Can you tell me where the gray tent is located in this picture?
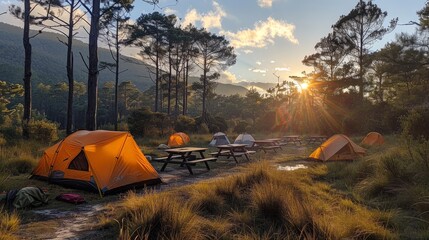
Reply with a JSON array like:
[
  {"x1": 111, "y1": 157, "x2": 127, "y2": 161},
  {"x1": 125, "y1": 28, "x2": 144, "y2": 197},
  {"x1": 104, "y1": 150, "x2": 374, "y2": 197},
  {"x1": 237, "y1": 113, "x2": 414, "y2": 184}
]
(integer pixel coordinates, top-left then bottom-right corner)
[
  {"x1": 209, "y1": 132, "x2": 230, "y2": 146},
  {"x1": 234, "y1": 133, "x2": 255, "y2": 147}
]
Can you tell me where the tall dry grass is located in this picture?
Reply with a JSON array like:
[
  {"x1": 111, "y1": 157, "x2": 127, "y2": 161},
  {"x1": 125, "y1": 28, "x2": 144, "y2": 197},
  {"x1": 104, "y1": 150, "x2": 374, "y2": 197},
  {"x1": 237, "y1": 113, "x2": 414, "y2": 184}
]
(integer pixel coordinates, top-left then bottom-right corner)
[
  {"x1": 109, "y1": 162, "x2": 395, "y2": 239},
  {"x1": 0, "y1": 208, "x2": 20, "y2": 240}
]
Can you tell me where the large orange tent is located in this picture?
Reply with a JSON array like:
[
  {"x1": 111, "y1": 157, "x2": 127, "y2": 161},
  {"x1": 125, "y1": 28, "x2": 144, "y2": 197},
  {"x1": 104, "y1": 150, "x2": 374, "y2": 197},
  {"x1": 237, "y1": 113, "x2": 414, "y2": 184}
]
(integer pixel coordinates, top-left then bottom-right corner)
[
  {"x1": 309, "y1": 134, "x2": 366, "y2": 161},
  {"x1": 361, "y1": 132, "x2": 384, "y2": 146},
  {"x1": 167, "y1": 132, "x2": 190, "y2": 147},
  {"x1": 32, "y1": 130, "x2": 161, "y2": 194}
]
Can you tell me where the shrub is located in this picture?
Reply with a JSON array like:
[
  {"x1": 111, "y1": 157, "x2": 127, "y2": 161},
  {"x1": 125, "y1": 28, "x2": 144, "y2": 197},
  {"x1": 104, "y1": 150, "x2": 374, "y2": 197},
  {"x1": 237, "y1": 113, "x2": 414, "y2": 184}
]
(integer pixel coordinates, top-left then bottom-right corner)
[
  {"x1": 1, "y1": 158, "x2": 35, "y2": 175},
  {"x1": 128, "y1": 108, "x2": 173, "y2": 137},
  {"x1": 174, "y1": 115, "x2": 196, "y2": 133},
  {"x1": 401, "y1": 108, "x2": 429, "y2": 141},
  {"x1": 26, "y1": 119, "x2": 58, "y2": 142},
  {"x1": 234, "y1": 120, "x2": 249, "y2": 133}
]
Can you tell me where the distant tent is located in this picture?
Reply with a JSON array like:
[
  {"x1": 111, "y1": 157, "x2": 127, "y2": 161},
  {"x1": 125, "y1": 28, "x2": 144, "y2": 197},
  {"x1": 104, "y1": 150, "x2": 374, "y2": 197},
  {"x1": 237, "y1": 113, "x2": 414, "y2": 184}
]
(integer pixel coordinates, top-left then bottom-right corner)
[
  {"x1": 361, "y1": 132, "x2": 384, "y2": 146},
  {"x1": 309, "y1": 134, "x2": 366, "y2": 161},
  {"x1": 234, "y1": 133, "x2": 255, "y2": 147},
  {"x1": 209, "y1": 132, "x2": 230, "y2": 146},
  {"x1": 167, "y1": 132, "x2": 190, "y2": 147},
  {"x1": 32, "y1": 130, "x2": 161, "y2": 194}
]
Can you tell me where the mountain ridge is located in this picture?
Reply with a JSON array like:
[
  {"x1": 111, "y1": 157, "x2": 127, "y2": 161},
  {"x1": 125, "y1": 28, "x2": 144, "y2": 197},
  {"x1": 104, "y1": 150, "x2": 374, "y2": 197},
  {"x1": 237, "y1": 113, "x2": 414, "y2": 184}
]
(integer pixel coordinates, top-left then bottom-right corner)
[{"x1": 0, "y1": 22, "x2": 269, "y2": 96}]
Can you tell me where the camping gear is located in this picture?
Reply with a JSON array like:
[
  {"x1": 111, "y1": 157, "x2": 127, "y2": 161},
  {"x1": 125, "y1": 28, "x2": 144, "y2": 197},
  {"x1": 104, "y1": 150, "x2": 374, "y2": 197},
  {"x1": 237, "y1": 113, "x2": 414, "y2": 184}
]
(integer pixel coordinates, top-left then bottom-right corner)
[
  {"x1": 361, "y1": 132, "x2": 384, "y2": 146},
  {"x1": 234, "y1": 133, "x2": 255, "y2": 147},
  {"x1": 309, "y1": 134, "x2": 366, "y2": 161},
  {"x1": 32, "y1": 130, "x2": 161, "y2": 194},
  {"x1": 2, "y1": 187, "x2": 49, "y2": 210},
  {"x1": 55, "y1": 193, "x2": 85, "y2": 204},
  {"x1": 167, "y1": 132, "x2": 190, "y2": 147},
  {"x1": 209, "y1": 132, "x2": 230, "y2": 146}
]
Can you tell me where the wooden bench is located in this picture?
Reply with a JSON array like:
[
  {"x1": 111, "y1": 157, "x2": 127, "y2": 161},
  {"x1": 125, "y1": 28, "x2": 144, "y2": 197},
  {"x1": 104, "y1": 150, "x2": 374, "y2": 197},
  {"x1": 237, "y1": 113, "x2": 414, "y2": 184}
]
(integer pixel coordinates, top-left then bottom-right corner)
[
  {"x1": 261, "y1": 145, "x2": 281, "y2": 153},
  {"x1": 159, "y1": 157, "x2": 217, "y2": 174},
  {"x1": 152, "y1": 155, "x2": 181, "y2": 162}
]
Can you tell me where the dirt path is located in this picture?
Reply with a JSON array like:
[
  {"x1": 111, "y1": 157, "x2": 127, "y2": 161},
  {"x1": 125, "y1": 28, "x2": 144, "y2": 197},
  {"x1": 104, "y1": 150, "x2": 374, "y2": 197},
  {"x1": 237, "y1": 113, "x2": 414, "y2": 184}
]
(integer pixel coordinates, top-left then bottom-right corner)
[
  {"x1": 17, "y1": 149, "x2": 309, "y2": 239},
  {"x1": 17, "y1": 162, "x2": 242, "y2": 240}
]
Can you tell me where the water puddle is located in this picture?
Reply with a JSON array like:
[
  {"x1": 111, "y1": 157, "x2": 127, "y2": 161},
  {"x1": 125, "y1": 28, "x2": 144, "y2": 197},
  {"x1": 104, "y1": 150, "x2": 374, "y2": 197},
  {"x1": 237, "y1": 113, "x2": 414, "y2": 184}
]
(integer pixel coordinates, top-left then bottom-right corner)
[{"x1": 277, "y1": 164, "x2": 308, "y2": 171}]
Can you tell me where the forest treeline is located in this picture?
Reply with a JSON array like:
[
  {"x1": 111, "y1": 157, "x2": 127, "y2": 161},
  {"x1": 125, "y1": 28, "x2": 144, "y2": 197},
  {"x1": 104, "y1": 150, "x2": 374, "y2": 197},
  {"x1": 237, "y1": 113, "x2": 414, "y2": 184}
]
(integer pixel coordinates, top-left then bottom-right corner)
[{"x1": 1, "y1": 1, "x2": 429, "y2": 142}]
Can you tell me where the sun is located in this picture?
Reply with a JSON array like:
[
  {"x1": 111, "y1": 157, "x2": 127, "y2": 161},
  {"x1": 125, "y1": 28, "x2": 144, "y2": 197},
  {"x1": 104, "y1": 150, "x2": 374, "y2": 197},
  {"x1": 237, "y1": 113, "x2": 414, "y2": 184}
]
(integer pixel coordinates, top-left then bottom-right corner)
[{"x1": 300, "y1": 82, "x2": 309, "y2": 90}]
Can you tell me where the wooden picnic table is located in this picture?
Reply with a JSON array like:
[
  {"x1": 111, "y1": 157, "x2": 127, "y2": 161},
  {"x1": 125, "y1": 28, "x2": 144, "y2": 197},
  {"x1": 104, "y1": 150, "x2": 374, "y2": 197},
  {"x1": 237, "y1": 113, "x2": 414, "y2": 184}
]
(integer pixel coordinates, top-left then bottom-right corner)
[
  {"x1": 251, "y1": 140, "x2": 281, "y2": 153},
  {"x1": 282, "y1": 135, "x2": 302, "y2": 145},
  {"x1": 306, "y1": 135, "x2": 328, "y2": 144},
  {"x1": 160, "y1": 147, "x2": 216, "y2": 175},
  {"x1": 212, "y1": 144, "x2": 255, "y2": 163}
]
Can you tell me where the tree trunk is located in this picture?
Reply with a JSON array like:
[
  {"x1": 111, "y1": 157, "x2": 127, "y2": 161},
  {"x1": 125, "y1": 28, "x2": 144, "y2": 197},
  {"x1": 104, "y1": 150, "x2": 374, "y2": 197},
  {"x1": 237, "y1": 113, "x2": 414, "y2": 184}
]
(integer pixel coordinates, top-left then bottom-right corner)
[
  {"x1": 202, "y1": 56, "x2": 207, "y2": 120},
  {"x1": 155, "y1": 47, "x2": 159, "y2": 112},
  {"x1": 167, "y1": 49, "x2": 172, "y2": 115},
  {"x1": 86, "y1": 0, "x2": 101, "y2": 130},
  {"x1": 174, "y1": 47, "x2": 179, "y2": 116},
  {"x1": 182, "y1": 59, "x2": 188, "y2": 115},
  {"x1": 66, "y1": 0, "x2": 75, "y2": 135},
  {"x1": 114, "y1": 18, "x2": 119, "y2": 131},
  {"x1": 358, "y1": 0, "x2": 364, "y2": 101},
  {"x1": 22, "y1": 0, "x2": 32, "y2": 138}
]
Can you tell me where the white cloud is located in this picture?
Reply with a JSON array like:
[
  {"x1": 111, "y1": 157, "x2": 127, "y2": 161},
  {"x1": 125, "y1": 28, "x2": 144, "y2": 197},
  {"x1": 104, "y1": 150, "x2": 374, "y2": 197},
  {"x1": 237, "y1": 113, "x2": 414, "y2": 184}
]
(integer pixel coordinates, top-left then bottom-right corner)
[
  {"x1": 256, "y1": 61, "x2": 262, "y2": 65},
  {"x1": 224, "y1": 17, "x2": 298, "y2": 49},
  {"x1": 275, "y1": 67, "x2": 290, "y2": 71},
  {"x1": 243, "y1": 49, "x2": 253, "y2": 54},
  {"x1": 182, "y1": 1, "x2": 226, "y2": 30},
  {"x1": 164, "y1": 7, "x2": 177, "y2": 15},
  {"x1": 251, "y1": 68, "x2": 267, "y2": 73},
  {"x1": 247, "y1": 85, "x2": 267, "y2": 95},
  {"x1": 220, "y1": 70, "x2": 239, "y2": 83},
  {"x1": 258, "y1": 0, "x2": 273, "y2": 8}
]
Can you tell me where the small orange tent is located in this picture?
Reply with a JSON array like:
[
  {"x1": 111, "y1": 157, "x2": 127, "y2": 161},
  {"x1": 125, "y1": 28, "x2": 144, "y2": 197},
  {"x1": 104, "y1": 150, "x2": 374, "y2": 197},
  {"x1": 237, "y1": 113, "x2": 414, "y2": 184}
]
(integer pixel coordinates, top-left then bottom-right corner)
[
  {"x1": 32, "y1": 130, "x2": 161, "y2": 194},
  {"x1": 309, "y1": 134, "x2": 366, "y2": 161},
  {"x1": 361, "y1": 132, "x2": 384, "y2": 146},
  {"x1": 167, "y1": 132, "x2": 190, "y2": 147}
]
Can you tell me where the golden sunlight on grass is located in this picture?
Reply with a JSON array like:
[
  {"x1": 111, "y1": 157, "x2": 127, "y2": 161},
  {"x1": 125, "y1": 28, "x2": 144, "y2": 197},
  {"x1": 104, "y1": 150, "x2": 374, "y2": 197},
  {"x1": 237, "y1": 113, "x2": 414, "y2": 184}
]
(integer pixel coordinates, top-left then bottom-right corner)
[
  {"x1": 106, "y1": 162, "x2": 395, "y2": 239},
  {"x1": 0, "y1": 208, "x2": 20, "y2": 240}
]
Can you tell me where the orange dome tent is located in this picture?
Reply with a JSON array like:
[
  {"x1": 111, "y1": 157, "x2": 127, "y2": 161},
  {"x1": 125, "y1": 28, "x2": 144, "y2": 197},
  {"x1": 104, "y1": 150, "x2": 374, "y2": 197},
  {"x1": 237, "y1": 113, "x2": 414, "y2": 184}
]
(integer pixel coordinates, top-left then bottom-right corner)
[
  {"x1": 167, "y1": 132, "x2": 190, "y2": 147},
  {"x1": 361, "y1": 132, "x2": 384, "y2": 146},
  {"x1": 32, "y1": 130, "x2": 161, "y2": 194},
  {"x1": 309, "y1": 134, "x2": 366, "y2": 161}
]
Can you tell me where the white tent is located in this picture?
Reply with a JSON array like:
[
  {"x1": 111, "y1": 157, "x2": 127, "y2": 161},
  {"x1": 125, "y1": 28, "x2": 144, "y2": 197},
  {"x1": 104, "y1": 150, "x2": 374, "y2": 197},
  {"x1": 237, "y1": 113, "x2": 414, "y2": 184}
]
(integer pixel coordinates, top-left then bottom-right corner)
[
  {"x1": 209, "y1": 132, "x2": 230, "y2": 146},
  {"x1": 234, "y1": 133, "x2": 255, "y2": 147}
]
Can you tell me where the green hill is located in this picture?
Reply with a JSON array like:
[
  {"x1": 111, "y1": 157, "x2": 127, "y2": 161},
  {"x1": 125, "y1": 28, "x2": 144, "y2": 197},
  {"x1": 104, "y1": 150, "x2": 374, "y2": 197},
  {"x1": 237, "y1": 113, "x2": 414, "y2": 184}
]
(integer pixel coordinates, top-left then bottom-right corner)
[
  {"x1": 0, "y1": 22, "x2": 154, "y2": 90},
  {"x1": 0, "y1": 22, "x2": 251, "y2": 95}
]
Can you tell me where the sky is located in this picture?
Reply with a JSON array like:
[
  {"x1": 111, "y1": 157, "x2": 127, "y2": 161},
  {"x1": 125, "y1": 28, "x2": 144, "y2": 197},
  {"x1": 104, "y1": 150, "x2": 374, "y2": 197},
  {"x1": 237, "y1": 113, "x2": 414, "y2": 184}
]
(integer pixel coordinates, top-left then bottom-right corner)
[{"x1": 0, "y1": 0, "x2": 426, "y2": 85}]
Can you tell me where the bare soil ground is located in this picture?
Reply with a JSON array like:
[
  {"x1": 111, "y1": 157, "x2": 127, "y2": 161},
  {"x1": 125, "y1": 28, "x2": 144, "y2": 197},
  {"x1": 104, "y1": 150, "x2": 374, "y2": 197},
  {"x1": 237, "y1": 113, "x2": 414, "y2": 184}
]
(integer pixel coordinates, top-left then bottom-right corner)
[{"x1": 16, "y1": 146, "x2": 311, "y2": 239}]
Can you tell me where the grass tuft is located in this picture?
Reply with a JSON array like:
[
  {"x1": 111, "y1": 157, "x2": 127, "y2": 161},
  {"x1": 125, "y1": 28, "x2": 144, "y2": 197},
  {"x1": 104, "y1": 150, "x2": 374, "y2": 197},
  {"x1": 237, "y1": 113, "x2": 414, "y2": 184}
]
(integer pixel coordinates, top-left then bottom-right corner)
[{"x1": 0, "y1": 208, "x2": 20, "y2": 240}]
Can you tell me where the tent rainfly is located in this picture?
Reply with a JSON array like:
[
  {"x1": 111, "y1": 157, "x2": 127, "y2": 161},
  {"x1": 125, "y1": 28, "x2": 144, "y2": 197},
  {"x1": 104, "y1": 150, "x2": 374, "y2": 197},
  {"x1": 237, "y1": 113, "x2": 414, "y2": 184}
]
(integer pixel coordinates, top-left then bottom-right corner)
[
  {"x1": 234, "y1": 133, "x2": 255, "y2": 147},
  {"x1": 209, "y1": 132, "x2": 230, "y2": 146},
  {"x1": 309, "y1": 134, "x2": 366, "y2": 161},
  {"x1": 167, "y1": 132, "x2": 190, "y2": 147},
  {"x1": 32, "y1": 130, "x2": 161, "y2": 194},
  {"x1": 361, "y1": 132, "x2": 384, "y2": 146}
]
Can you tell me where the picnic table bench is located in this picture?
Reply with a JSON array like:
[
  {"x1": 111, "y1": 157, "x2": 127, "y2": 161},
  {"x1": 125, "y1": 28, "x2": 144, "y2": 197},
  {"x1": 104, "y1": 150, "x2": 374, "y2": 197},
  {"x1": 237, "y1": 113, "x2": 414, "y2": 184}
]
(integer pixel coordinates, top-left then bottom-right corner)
[
  {"x1": 281, "y1": 135, "x2": 302, "y2": 145},
  {"x1": 211, "y1": 144, "x2": 255, "y2": 163},
  {"x1": 251, "y1": 140, "x2": 281, "y2": 153},
  {"x1": 159, "y1": 147, "x2": 217, "y2": 175},
  {"x1": 306, "y1": 136, "x2": 328, "y2": 144}
]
